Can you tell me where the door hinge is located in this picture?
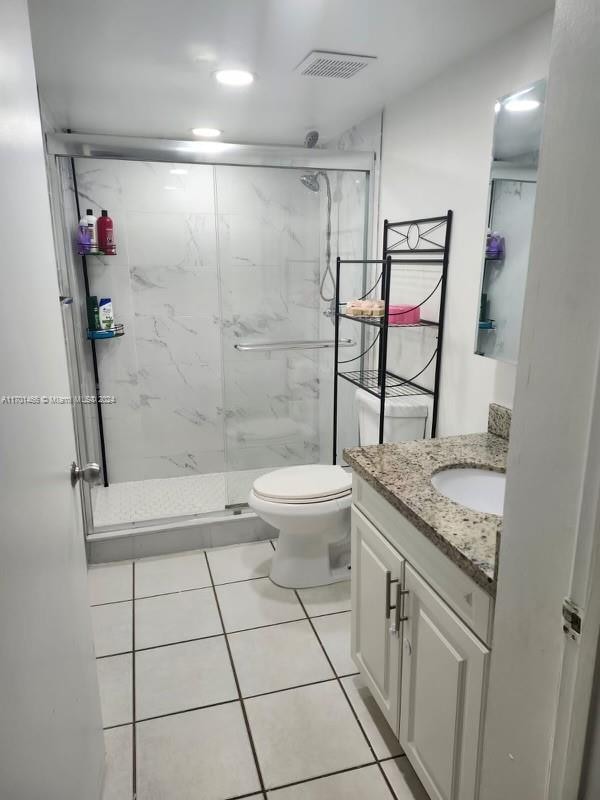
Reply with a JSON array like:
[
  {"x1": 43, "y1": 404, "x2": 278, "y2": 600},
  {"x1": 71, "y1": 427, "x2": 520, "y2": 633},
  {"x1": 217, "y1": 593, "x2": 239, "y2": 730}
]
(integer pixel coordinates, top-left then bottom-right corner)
[{"x1": 562, "y1": 599, "x2": 582, "y2": 642}]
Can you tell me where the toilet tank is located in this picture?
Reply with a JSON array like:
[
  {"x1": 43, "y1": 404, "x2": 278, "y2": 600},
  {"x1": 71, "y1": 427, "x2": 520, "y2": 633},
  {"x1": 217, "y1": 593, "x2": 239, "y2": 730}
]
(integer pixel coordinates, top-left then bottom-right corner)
[{"x1": 355, "y1": 388, "x2": 433, "y2": 446}]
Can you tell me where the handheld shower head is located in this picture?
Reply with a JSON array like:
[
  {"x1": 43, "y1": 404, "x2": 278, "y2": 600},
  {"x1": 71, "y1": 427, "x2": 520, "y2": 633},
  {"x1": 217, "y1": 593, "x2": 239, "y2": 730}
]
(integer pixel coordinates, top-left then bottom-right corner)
[
  {"x1": 300, "y1": 172, "x2": 320, "y2": 192},
  {"x1": 304, "y1": 130, "x2": 319, "y2": 148}
]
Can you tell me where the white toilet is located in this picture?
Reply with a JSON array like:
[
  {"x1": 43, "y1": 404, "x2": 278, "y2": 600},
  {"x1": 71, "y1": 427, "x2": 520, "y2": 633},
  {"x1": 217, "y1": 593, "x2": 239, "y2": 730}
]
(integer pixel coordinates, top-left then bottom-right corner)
[{"x1": 248, "y1": 391, "x2": 433, "y2": 589}]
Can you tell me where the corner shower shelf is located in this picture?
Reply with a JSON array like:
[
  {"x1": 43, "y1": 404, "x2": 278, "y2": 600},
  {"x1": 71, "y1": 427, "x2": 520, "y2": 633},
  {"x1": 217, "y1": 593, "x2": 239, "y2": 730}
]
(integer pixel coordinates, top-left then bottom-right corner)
[
  {"x1": 78, "y1": 250, "x2": 118, "y2": 257},
  {"x1": 339, "y1": 369, "x2": 434, "y2": 399},
  {"x1": 87, "y1": 324, "x2": 125, "y2": 340},
  {"x1": 337, "y1": 312, "x2": 439, "y2": 329}
]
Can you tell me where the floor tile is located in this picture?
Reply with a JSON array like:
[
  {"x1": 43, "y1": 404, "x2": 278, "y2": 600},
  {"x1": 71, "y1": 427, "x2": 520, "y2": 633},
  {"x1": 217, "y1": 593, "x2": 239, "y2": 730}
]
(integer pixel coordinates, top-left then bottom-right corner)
[
  {"x1": 102, "y1": 725, "x2": 133, "y2": 800},
  {"x1": 341, "y1": 675, "x2": 403, "y2": 759},
  {"x1": 207, "y1": 541, "x2": 273, "y2": 585},
  {"x1": 135, "y1": 587, "x2": 221, "y2": 650},
  {"x1": 136, "y1": 637, "x2": 237, "y2": 720},
  {"x1": 216, "y1": 577, "x2": 305, "y2": 633},
  {"x1": 97, "y1": 654, "x2": 132, "y2": 728},
  {"x1": 312, "y1": 611, "x2": 356, "y2": 676},
  {"x1": 229, "y1": 620, "x2": 334, "y2": 697},
  {"x1": 135, "y1": 550, "x2": 211, "y2": 598},
  {"x1": 88, "y1": 562, "x2": 133, "y2": 606},
  {"x1": 136, "y1": 703, "x2": 261, "y2": 800},
  {"x1": 91, "y1": 601, "x2": 132, "y2": 657},
  {"x1": 245, "y1": 681, "x2": 372, "y2": 788},
  {"x1": 381, "y1": 757, "x2": 430, "y2": 799},
  {"x1": 297, "y1": 581, "x2": 351, "y2": 617},
  {"x1": 267, "y1": 764, "x2": 393, "y2": 799}
]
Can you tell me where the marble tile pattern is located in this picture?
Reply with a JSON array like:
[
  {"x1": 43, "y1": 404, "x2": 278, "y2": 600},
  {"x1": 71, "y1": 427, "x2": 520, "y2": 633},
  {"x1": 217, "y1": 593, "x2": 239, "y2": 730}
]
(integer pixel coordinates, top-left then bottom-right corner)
[
  {"x1": 488, "y1": 402, "x2": 512, "y2": 440},
  {"x1": 70, "y1": 159, "x2": 368, "y2": 490},
  {"x1": 344, "y1": 433, "x2": 508, "y2": 595}
]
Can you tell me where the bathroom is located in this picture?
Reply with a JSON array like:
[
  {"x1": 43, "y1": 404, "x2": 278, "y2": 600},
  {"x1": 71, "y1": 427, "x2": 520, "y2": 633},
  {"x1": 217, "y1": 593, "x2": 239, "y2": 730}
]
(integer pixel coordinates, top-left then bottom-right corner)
[{"x1": 3, "y1": 1, "x2": 600, "y2": 798}]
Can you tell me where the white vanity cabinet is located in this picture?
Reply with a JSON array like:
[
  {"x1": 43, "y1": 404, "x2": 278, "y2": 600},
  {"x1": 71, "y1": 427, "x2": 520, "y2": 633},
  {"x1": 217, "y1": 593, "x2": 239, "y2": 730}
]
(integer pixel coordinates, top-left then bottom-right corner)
[{"x1": 350, "y1": 477, "x2": 493, "y2": 800}]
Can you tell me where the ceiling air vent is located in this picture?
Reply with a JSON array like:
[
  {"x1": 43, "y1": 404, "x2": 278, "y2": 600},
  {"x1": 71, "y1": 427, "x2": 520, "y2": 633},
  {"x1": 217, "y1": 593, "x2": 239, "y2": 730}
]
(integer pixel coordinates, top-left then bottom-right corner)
[{"x1": 295, "y1": 50, "x2": 376, "y2": 80}]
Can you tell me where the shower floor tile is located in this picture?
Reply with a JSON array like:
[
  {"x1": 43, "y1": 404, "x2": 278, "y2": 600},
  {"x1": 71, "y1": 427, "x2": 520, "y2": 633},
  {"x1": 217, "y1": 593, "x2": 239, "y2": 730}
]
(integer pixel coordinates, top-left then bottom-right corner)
[
  {"x1": 90, "y1": 542, "x2": 427, "y2": 800},
  {"x1": 91, "y1": 468, "x2": 270, "y2": 528}
]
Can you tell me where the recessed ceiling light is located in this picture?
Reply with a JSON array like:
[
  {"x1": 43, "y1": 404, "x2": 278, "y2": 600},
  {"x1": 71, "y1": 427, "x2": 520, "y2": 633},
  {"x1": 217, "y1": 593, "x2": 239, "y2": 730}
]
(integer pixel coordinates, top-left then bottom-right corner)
[
  {"x1": 170, "y1": 168, "x2": 188, "y2": 175},
  {"x1": 191, "y1": 127, "x2": 222, "y2": 138},
  {"x1": 214, "y1": 69, "x2": 254, "y2": 87},
  {"x1": 494, "y1": 101, "x2": 501, "y2": 114},
  {"x1": 505, "y1": 99, "x2": 541, "y2": 112}
]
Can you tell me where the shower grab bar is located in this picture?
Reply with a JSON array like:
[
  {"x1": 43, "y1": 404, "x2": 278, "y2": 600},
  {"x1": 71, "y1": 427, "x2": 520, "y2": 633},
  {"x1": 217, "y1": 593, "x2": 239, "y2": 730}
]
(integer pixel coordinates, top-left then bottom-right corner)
[{"x1": 234, "y1": 338, "x2": 355, "y2": 352}]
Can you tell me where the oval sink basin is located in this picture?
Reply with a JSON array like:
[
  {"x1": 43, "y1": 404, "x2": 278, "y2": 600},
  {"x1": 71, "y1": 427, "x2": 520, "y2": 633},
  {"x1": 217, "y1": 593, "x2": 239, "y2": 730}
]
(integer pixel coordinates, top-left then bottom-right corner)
[{"x1": 431, "y1": 467, "x2": 505, "y2": 516}]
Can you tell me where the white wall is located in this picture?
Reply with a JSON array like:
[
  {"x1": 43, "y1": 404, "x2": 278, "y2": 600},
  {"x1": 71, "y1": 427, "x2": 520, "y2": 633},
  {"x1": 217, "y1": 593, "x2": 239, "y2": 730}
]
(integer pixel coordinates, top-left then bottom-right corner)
[{"x1": 379, "y1": 11, "x2": 554, "y2": 435}]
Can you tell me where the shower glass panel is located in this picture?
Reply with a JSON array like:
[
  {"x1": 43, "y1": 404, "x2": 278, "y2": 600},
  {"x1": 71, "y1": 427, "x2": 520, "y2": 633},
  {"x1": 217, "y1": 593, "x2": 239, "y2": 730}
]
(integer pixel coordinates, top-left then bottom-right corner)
[
  {"x1": 65, "y1": 156, "x2": 368, "y2": 530},
  {"x1": 217, "y1": 165, "x2": 369, "y2": 507}
]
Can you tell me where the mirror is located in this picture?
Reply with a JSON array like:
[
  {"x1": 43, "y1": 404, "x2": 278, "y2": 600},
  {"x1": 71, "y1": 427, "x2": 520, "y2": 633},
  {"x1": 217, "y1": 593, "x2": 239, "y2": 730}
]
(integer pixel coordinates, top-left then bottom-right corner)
[{"x1": 475, "y1": 78, "x2": 546, "y2": 363}]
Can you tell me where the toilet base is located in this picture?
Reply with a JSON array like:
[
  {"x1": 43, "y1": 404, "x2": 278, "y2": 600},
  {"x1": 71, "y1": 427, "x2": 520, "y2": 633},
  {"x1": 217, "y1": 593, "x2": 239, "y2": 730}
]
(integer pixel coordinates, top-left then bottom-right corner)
[{"x1": 269, "y1": 525, "x2": 350, "y2": 589}]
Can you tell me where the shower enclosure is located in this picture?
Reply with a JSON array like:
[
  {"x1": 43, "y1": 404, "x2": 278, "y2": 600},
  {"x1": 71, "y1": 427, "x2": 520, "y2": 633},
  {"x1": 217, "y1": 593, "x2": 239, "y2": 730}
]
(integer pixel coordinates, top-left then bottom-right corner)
[{"x1": 48, "y1": 134, "x2": 373, "y2": 543}]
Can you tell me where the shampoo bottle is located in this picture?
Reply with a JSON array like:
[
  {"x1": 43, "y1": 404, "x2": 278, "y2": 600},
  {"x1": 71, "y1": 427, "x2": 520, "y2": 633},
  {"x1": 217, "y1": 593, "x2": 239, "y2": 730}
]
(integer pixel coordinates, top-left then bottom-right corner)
[{"x1": 97, "y1": 210, "x2": 116, "y2": 255}]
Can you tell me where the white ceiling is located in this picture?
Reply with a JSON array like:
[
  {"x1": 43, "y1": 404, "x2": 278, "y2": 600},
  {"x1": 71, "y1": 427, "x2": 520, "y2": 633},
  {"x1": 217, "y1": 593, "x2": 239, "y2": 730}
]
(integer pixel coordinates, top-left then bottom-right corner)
[{"x1": 28, "y1": 0, "x2": 554, "y2": 146}]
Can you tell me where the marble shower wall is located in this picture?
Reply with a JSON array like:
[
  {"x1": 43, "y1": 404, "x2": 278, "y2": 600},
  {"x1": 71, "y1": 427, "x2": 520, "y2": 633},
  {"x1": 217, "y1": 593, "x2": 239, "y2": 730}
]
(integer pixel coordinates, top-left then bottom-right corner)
[{"x1": 69, "y1": 158, "x2": 361, "y2": 483}]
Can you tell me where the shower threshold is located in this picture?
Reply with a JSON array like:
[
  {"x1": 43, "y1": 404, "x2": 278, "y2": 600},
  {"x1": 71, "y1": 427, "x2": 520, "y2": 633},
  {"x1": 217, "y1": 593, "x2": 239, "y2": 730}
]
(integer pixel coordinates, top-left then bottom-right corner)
[{"x1": 90, "y1": 468, "x2": 269, "y2": 530}]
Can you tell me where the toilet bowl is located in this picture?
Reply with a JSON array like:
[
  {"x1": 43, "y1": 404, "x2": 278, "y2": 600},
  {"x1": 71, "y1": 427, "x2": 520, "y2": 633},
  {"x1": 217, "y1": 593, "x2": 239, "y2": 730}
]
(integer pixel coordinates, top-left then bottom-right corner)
[{"x1": 248, "y1": 464, "x2": 352, "y2": 589}]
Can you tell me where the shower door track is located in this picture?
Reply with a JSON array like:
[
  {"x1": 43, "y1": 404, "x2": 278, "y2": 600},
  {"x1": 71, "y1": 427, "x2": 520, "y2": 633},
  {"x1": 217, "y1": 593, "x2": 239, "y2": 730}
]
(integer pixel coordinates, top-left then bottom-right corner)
[{"x1": 46, "y1": 132, "x2": 375, "y2": 173}]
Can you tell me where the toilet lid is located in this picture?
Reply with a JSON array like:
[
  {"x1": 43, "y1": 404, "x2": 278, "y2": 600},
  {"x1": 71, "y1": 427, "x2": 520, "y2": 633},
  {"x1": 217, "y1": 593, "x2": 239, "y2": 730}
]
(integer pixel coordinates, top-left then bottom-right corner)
[{"x1": 253, "y1": 465, "x2": 352, "y2": 503}]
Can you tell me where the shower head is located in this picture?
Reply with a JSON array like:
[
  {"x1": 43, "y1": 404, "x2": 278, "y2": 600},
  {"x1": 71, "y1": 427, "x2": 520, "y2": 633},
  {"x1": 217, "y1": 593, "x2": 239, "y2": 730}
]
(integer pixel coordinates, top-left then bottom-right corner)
[
  {"x1": 300, "y1": 172, "x2": 320, "y2": 192},
  {"x1": 304, "y1": 130, "x2": 319, "y2": 148}
]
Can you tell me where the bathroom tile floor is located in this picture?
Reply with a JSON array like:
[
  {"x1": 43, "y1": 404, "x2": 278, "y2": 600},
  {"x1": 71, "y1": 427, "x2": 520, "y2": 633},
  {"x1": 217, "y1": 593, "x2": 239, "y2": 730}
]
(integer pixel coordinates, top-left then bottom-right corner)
[{"x1": 88, "y1": 541, "x2": 429, "y2": 800}]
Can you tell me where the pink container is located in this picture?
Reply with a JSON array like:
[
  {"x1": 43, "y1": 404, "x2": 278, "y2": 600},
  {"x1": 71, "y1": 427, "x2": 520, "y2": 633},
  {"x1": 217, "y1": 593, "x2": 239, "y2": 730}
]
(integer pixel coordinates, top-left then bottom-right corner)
[{"x1": 388, "y1": 304, "x2": 421, "y2": 325}]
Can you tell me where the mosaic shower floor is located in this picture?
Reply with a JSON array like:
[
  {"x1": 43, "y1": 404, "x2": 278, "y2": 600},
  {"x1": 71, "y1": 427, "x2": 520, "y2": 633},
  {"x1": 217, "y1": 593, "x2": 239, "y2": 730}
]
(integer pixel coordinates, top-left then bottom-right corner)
[{"x1": 91, "y1": 468, "x2": 270, "y2": 529}]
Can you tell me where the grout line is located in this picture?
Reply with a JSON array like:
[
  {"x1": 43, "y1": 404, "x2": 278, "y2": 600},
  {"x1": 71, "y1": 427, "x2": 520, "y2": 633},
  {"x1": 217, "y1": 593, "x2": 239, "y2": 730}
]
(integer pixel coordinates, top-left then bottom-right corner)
[
  {"x1": 204, "y1": 552, "x2": 268, "y2": 800},
  {"x1": 263, "y1": 759, "x2": 378, "y2": 794},
  {"x1": 136, "y1": 697, "x2": 239, "y2": 725},
  {"x1": 293, "y1": 589, "x2": 400, "y2": 800},
  {"x1": 132, "y1": 562, "x2": 137, "y2": 800}
]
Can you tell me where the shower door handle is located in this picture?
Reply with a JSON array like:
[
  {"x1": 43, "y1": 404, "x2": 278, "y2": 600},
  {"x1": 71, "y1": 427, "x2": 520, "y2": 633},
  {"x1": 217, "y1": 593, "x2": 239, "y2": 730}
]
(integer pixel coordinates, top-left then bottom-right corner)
[{"x1": 71, "y1": 461, "x2": 101, "y2": 487}]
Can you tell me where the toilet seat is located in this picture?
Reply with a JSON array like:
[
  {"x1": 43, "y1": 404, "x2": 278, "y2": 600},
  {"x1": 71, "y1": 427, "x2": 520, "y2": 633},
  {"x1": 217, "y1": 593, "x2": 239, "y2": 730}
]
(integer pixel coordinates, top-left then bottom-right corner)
[{"x1": 253, "y1": 465, "x2": 352, "y2": 505}]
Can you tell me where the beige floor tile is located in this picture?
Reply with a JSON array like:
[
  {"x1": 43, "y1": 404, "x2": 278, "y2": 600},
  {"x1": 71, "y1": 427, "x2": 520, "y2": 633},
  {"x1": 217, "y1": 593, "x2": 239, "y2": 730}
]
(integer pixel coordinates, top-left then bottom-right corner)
[
  {"x1": 91, "y1": 601, "x2": 132, "y2": 657},
  {"x1": 136, "y1": 638, "x2": 237, "y2": 720},
  {"x1": 297, "y1": 581, "x2": 351, "y2": 617},
  {"x1": 207, "y1": 541, "x2": 273, "y2": 584},
  {"x1": 245, "y1": 681, "x2": 372, "y2": 788},
  {"x1": 216, "y1": 577, "x2": 304, "y2": 633},
  {"x1": 312, "y1": 611, "x2": 356, "y2": 676},
  {"x1": 341, "y1": 674, "x2": 403, "y2": 758},
  {"x1": 88, "y1": 562, "x2": 133, "y2": 606},
  {"x1": 229, "y1": 620, "x2": 333, "y2": 696},
  {"x1": 135, "y1": 550, "x2": 211, "y2": 598},
  {"x1": 97, "y1": 654, "x2": 132, "y2": 728},
  {"x1": 135, "y1": 587, "x2": 221, "y2": 649},
  {"x1": 136, "y1": 704, "x2": 261, "y2": 800},
  {"x1": 267, "y1": 764, "x2": 393, "y2": 799},
  {"x1": 102, "y1": 725, "x2": 133, "y2": 800}
]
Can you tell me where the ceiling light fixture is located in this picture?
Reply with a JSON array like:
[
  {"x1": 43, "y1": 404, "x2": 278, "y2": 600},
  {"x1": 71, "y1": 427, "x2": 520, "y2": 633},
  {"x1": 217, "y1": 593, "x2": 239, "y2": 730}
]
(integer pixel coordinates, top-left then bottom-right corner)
[
  {"x1": 505, "y1": 98, "x2": 541, "y2": 112},
  {"x1": 494, "y1": 101, "x2": 501, "y2": 114},
  {"x1": 191, "y1": 127, "x2": 222, "y2": 138},
  {"x1": 214, "y1": 69, "x2": 254, "y2": 87}
]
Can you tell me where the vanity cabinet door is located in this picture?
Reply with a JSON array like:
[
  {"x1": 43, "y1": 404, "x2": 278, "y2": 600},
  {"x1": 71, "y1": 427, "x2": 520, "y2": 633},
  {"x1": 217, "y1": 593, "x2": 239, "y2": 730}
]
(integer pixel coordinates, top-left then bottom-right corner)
[
  {"x1": 351, "y1": 507, "x2": 404, "y2": 731},
  {"x1": 400, "y1": 564, "x2": 489, "y2": 800}
]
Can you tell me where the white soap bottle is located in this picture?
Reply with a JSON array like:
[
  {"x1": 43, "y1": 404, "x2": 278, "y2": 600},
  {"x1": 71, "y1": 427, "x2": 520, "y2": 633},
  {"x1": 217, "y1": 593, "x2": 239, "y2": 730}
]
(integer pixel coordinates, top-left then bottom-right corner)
[{"x1": 84, "y1": 208, "x2": 98, "y2": 253}]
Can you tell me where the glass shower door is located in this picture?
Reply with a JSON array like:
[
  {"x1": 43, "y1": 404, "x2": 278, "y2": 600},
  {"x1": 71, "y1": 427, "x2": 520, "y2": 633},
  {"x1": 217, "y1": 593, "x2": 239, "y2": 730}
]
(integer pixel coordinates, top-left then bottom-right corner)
[{"x1": 217, "y1": 165, "x2": 369, "y2": 506}]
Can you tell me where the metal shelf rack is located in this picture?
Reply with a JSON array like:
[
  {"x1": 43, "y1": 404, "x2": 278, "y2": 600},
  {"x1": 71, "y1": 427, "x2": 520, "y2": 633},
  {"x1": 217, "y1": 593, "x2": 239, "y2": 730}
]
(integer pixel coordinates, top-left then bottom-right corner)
[{"x1": 332, "y1": 211, "x2": 452, "y2": 463}]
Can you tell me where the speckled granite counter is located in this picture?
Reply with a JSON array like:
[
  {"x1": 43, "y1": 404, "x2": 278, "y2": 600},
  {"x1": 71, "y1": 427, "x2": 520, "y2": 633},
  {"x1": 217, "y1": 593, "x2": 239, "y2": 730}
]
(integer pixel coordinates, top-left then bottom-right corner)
[{"x1": 344, "y1": 432, "x2": 508, "y2": 596}]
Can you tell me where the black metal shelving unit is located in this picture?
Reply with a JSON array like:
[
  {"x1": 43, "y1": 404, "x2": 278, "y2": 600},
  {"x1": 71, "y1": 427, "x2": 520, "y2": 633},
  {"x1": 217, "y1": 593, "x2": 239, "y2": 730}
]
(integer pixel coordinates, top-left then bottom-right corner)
[{"x1": 332, "y1": 211, "x2": 453, "y2": 463}]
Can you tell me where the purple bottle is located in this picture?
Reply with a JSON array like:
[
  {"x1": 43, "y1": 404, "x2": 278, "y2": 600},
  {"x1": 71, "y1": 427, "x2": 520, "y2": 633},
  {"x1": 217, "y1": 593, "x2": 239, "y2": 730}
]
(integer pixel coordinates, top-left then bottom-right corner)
[
  {"x1": 77, "y1": 222, "x2": 91, "y2": 255},
  {"x1": 486, "y1": 231, "x2": 505, "y2": 260}
]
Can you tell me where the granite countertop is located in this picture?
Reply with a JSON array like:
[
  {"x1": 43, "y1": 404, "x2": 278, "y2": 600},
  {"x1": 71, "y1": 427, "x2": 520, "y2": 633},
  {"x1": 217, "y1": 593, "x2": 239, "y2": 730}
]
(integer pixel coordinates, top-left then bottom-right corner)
[{"x1": 344, "y1": 432, "x2": 508, "y2": 596}]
